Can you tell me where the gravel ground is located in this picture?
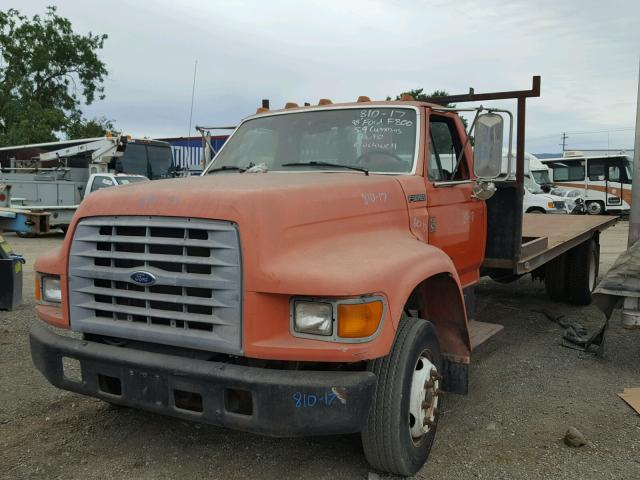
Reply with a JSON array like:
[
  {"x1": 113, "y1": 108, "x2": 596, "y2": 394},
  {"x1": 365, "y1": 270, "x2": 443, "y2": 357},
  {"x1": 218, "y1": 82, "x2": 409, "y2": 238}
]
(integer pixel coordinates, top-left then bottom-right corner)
[{"x1": 1, "y1": 222, "x2": 639, "y2": 479}]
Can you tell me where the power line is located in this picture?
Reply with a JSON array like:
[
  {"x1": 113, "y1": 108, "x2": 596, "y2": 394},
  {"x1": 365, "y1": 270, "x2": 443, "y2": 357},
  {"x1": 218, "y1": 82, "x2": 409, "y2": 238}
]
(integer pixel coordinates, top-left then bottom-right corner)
[
  {"x1": 566, "y1": 127, "x2": 634, "y2": 135},
  {"x1": 528, "y1": 127, "x2": 635, "y2": 142}
]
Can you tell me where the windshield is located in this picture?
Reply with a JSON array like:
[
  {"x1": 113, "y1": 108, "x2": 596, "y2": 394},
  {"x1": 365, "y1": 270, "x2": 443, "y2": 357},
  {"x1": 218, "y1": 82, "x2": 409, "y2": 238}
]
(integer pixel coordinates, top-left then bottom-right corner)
[
  {"x1": 115, "y1": 176, "x2": 148, "y2": 185},
  {"x1": 524, "y1": 175, "x2": 544, "y2": 194},
  {"x1": 148, "y1": 144, "x2": 175, "y2": 179},
  {"x1": 116, "y1": 143, "x2": 175, "y2": 180},
  {"x1": 207, "y1": 107, "x2": 418, "y2": 174},
  {"x1": 531, "y1": 169, "x2": 551, "y2": 185},
  {"x1": 119, "y1": 144, "x2": 147, "y2": 177}
]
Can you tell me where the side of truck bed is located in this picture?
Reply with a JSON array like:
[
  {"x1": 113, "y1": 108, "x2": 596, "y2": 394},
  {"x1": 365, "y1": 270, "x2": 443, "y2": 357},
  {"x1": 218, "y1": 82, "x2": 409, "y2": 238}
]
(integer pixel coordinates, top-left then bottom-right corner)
[
  {"x1": 483, "y1": 214, "x2": 617, "y2": 274},
  {"x1": 519, "y1": 214, "x2": 616, "y2": 274}
]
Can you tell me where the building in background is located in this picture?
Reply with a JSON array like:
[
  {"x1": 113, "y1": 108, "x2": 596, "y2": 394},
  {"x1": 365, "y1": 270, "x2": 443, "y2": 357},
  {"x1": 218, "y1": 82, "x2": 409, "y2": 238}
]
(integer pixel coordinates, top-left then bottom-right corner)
[{"x1": 156, "y1": 135, "x2": 229, "y2": 173}]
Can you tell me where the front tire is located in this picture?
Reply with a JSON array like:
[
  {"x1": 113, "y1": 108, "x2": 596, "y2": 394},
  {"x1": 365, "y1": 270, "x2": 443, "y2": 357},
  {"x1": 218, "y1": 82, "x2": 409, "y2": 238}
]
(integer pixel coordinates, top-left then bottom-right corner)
[
  {"x1": 361, "y1": 316, "x2": 442, "y2": 476},
  {"x1": 586, "y1": 201, "x2": 604, "y2": 215},
  {"x1": 526, "y1": 207, "x2": 546, "y2": 214}
]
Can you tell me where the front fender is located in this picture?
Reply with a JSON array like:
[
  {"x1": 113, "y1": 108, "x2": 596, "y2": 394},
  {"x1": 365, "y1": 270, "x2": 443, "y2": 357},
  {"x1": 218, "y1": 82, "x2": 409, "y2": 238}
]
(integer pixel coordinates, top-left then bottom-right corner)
[
  {"x1": 254, "y1": 228, "x2": 462, "y2": 331},
  {"x1": 34, "y1": 245, "x2": 69, "y2": 329}
]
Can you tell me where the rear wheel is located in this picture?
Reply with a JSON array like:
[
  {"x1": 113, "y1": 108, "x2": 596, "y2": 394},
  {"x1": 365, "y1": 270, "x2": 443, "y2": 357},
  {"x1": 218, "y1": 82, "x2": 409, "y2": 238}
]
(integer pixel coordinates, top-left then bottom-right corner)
[
  {"x1": 544, "y1": 254, "x2": 567, "y2": 301},
  {"x1": 361, "y1": 316, "x2": 442, "y2": 476},
  {"x1": 566, "y1": 239, "x2": 599, "y2": 305},
  {"x1": 586, "y1": 201, "x2": 604, "y2": 215}
]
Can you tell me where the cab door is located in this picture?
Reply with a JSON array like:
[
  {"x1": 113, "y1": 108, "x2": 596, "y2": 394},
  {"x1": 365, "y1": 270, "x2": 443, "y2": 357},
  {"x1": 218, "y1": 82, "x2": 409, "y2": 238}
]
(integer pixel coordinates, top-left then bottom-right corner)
[{"x1": 425, "y1": 112, "x2": 486, "y2": 287}]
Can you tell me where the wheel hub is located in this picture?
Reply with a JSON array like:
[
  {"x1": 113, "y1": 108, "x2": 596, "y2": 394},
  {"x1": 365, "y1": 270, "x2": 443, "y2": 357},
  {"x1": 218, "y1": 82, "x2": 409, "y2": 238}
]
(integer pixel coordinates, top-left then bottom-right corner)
[{"x1": 409, "y1": 353, "x2": 440, "y2": 440}]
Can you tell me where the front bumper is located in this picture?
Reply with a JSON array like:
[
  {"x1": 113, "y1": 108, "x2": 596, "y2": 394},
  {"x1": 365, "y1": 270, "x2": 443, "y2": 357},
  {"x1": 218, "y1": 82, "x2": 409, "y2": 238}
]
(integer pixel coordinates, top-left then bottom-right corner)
[{"x1": 30, "y1": 323, "x2": 376, "y2": 437}]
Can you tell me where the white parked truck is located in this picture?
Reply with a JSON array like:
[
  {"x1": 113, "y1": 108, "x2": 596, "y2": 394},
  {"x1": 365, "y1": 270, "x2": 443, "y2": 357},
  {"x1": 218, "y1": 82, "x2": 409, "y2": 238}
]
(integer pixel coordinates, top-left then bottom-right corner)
[{"x1": 0, "y1": 136, "x2": 173, "y2": 232}]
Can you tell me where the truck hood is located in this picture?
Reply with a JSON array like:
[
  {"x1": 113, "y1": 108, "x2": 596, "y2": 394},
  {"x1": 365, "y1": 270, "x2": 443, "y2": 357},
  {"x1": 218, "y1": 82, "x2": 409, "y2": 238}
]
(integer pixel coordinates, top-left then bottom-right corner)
[
  {"x1": 528, "y1": 191, "x2": 562, "y2": 202},
  {"x1": 73, "y1": 172, "x2": 411, "y2": 292}
]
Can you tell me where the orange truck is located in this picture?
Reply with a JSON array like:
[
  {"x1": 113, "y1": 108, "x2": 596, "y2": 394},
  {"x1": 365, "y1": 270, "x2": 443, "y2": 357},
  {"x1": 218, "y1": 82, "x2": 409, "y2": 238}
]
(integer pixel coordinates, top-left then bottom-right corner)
[{"x1": 29, "y1": 77, "x2": 616, "y2": 476}]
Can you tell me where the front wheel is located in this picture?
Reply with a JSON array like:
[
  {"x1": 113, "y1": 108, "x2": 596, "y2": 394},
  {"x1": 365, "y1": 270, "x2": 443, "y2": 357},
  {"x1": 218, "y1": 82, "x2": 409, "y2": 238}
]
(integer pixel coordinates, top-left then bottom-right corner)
[
  {"x1": 586, "y1": 201, "x2": 604, "y2": 215},
  {"x1": 361, "y1": 316, "x2": 442, "y2": 476},
  {"x1": 526, "y1": 208, "x2": 546, "y2": 214}
]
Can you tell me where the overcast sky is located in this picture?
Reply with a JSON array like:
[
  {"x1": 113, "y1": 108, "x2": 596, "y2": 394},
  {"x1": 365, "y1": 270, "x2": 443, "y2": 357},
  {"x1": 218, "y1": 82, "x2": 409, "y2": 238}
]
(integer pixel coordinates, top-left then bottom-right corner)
[{"x1": 17, "y1": 0, "x2": 640, "y2": 153}]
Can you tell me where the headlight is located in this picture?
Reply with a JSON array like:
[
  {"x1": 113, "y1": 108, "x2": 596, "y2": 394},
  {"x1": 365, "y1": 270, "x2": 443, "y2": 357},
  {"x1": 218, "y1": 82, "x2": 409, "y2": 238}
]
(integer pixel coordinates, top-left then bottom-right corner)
[
  {"x1": 293, "y1": 301, "x2": 333, "y2": 336},
  {"x1": 39, "y1": 275, "x2": 62, "y2": 303},
  {"x1": 291, "y1": 297, "x2": 385, "y2": 340}
]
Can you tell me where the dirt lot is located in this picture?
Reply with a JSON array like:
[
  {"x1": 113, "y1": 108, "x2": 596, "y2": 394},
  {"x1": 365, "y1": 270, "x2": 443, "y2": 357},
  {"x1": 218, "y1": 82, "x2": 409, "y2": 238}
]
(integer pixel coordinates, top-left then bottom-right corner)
[{"x1": 1, "y1": 222, "x2": 639, "y2": 479}]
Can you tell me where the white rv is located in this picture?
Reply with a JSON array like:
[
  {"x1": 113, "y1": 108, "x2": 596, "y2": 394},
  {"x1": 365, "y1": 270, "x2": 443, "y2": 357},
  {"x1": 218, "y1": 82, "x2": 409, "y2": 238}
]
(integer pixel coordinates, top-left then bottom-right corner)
[{"x1": 541, "y1": 151, "x2": 632, "y2": 215}]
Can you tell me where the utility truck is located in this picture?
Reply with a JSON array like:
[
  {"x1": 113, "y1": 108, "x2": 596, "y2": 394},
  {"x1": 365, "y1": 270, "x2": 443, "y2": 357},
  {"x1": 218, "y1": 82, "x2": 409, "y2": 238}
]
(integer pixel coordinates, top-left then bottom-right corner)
[
  {"x1": 29, "y1": 77, "x2": 616, "y2": 476},
  {"x1": 0, "y1": 136, "x2": 173, "y2": 232}
]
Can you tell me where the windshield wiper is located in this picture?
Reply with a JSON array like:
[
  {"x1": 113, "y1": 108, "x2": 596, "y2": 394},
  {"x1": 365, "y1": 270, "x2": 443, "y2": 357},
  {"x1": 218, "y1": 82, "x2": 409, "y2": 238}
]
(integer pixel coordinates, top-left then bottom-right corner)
[
  {"x1": 206, "y1": 165, "x2": 245, "y2": 174},
  {"x1": 281, "y1": 161, "x2": 368, "y2": 175}
]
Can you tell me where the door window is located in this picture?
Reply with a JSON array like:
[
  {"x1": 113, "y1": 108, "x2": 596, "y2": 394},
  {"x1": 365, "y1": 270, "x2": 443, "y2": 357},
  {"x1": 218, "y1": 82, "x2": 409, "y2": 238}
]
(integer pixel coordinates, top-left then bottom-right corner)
[
  {"x1": 427, "y1": 116, "x2": 469, "y2": 182},
  {"x1": 608, "y1": 165, "x2": 621, "y2": 182}
]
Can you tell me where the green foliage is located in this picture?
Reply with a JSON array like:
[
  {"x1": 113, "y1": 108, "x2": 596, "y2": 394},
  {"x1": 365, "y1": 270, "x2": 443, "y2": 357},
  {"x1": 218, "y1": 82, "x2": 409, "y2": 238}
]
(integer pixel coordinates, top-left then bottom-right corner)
[
  {"x1": 0, "y1": 6, "x2": 111, "y2": 146},
  {"x1": 393, "y1": 88, "x2": 468, "y2": 129},
  {"x1": 395, "y1": 89, "x2": 451, "y2": 104},
  {"x1": 66, "y1": 115, "x2": 116, "y2": 139}
]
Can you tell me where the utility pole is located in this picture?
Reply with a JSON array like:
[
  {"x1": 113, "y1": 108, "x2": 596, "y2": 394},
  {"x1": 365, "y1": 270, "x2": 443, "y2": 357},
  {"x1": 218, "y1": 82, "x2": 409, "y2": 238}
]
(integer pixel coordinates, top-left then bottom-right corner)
[
  {"x1": 560, "y1": 132, "x2": 568, "y2": 152},
  {"x1": 628, "y1": 59, "x2": 640, "y2": 247}
]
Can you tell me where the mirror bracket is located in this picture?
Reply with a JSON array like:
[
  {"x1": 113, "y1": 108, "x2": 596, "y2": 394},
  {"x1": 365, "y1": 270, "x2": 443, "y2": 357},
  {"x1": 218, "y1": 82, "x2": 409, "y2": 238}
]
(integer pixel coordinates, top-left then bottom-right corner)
[{"x1": 471, "y1": 180, "x2": 497, "y2": 201}]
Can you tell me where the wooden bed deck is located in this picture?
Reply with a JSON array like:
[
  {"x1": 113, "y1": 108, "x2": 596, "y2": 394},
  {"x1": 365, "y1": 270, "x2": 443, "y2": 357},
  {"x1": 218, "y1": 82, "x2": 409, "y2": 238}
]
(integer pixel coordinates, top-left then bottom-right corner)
[{"x1": 517, "y1": 214, "x2": 618, "y2": 273}]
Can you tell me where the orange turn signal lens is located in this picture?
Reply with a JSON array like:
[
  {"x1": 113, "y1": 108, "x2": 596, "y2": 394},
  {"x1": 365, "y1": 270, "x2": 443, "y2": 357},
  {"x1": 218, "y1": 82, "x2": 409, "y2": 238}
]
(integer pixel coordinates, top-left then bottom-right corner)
[
  {"x1": 35, "y1": 274, "x2": 41, "y2": 302},
  {"x1": 337, "y1": 301, "x2": 383, "y2": 338}
]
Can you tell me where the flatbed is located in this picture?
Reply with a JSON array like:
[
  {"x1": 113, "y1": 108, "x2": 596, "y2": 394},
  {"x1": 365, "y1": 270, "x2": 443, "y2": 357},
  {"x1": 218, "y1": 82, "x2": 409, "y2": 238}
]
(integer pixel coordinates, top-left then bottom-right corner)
[
  {"x1": 518, "y1": 214, "x2": 617, "y2": 274},
  {"x1": 484, "y1": 214, "x2": 618, "y2": 274}
]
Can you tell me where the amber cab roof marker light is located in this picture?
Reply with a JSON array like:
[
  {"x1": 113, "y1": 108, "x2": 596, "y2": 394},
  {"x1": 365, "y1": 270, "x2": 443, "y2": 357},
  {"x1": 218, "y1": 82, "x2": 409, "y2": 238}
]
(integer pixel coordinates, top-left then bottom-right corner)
[
  {"x1": 400, "y1": 94, "x2": 414, "y2": 101},
  {"x1": 357, "y1": 96, "x2": 371, "y2": 103},
  {"x1": 285, "y1": 102, "x2": 299, "y2": 109},
  {"x1": 256, "y1": 107, "x2": 269, "y2": 114},
  {"x1": 318, "y1": 99, "x2": 333, "y2": 105}
]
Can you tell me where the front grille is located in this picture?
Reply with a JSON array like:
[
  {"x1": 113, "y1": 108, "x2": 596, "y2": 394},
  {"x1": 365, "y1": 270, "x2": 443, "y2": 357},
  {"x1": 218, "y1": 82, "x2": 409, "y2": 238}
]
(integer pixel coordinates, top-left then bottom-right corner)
[{"x1": 68, "y1": 216, "x2": 242, "y2": 354}]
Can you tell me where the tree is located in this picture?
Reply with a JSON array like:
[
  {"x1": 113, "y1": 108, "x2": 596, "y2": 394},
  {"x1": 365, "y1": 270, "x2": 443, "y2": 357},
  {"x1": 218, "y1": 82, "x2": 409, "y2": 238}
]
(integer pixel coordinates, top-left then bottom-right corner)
[
  {"x1": 391, "y1": 89, "x2": 468, "y2": 129},
  {"x1": 66, "y1": 115, "x2": 116, "y2": 139},
  {"x1": 0, "y1": 6, "x2": 111, "y2": 146}
]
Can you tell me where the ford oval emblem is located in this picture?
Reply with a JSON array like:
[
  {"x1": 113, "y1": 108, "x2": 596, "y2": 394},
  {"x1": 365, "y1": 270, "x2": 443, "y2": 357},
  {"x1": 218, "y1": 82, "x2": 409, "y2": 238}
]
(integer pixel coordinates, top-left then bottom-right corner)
[{"x1": 129, "y1": 271, "x2": 157, "y2": 286}]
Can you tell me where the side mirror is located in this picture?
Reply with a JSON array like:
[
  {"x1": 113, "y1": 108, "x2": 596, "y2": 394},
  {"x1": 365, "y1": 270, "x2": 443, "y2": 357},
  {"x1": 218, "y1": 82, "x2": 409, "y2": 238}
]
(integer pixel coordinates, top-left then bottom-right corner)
[{"x1": 473, "y1": 113, "x2": 504, "y2": 179}]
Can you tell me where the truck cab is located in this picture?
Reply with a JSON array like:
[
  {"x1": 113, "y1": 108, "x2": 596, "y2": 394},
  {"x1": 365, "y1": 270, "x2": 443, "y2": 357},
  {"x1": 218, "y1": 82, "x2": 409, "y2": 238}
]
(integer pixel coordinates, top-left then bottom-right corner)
[
  {"x1": 29, "y1": 80, "x2": 615, "y2": 476},
  {"x1": 83, "y1": 173, "x2": 148, "y2": 199}
]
